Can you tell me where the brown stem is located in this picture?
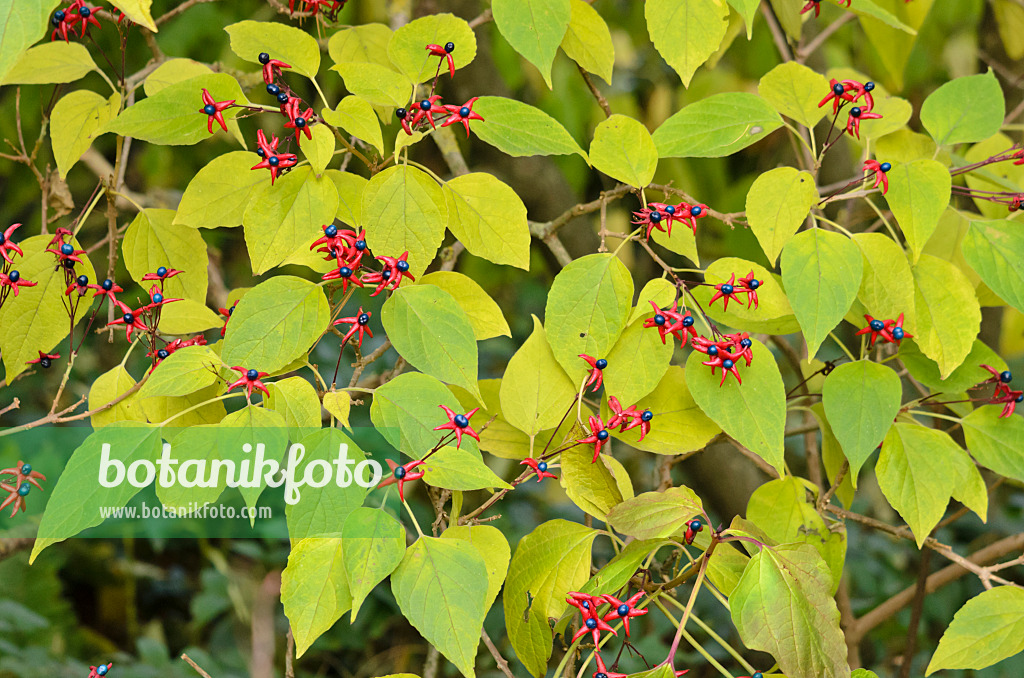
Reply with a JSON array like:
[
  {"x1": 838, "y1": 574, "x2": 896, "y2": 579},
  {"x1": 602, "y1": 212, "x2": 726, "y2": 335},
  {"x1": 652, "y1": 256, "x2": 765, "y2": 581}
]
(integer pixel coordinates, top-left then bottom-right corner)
[
  {"x1": 898, "y1": 548, "x2": 932, "y2": 678},
  {"x1": 578, "y1": 65, "x2": 612, "y2": 118},
  {"x1": 181, "y1": 654, "x2": 213, "y2": 678},
  {"x1": 481, "y1": 629, "x2": 515, "y2": 678}
]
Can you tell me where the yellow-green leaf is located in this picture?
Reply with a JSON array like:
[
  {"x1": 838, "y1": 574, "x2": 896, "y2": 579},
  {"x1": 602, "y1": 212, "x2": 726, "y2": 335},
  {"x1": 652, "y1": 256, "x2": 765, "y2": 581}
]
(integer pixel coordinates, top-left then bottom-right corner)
[
  {"x1": 912, "y1": 254, "x2": 981, "y2": 378},
  {"x1": 108, "y1": 0, "x2": 155, "y2": 31},
  {"x1": 444, "y1": 173, "x2": 530, "y2": 269},
  {"x1": 746, "y1": 167, "x2": 819, "y2": 265},
  {"x1": 0, "y1": 41, "x2": 96, "y2": 85},
  {"x1": 226, "y1": 20, "x2": 320, "y2": 79},
  {"x1": 387, "y1": 13, "x2": 476, "y2": 84},
  {"x1": 884, "y1": 160, "x2": 951, "y2": 262},
  {"x1": 323, "y1": 390, "x2": 351, "y2": 427},
  {"x1": 419, "y1": 272, "x2": 511, "y2": 340},
  {"x1": 927, "y1": 587, "x2": 1024, "y2": 675},
  {"x1": 174, "y1": 152, "x2": 268, "y2": 229},
  {"x1": 50, "y1": 90, "x2": 120, "y2": 180},
  {"x1": 606, "y1": 486, "x2": 703, "y2": 540},
  {"x1": 328, "y1": 23, "x2": 393, "y2": 67},
  {"x1": 852, "y1": 233, "x2": 916, "y2": 329},
  {"x1": 301, "y1": 124, "x2": 335, "y2": 175},
  {"x1": 363, "y1": 165, "x2": 447, "y2": 278},
  {"x1": 282, "y1": 537, "x2": 351, "y2": 657},
  {"x1": 122, "y1": 208, "x2": 208, "y2": 302},
  {"x1": 421, "y1": 446, "x2": 512, "y2": 491},
  {"x1": 491, "y1": 0, "x2": 570, "y2": 88},
  {"x1": 602, "y1": 316, "x2": 673, "y2": 406},
  {"x1": 89, "y1": 366, "x2": 140, "y2": 428},
  {"x1": 758, "y1": 61, "x2": 831, "y2": 129},
  {"x1": 645, "y1": 0, "x2": 729, "y2": 87},
  {"x1": 332, "y1": 62, "x2": 412, "y2": 108},
  {"x1": 343, "y1": 507, "x2": 406, "y2": 620},
  {"x1": 559, "y1": 447, "x2": 625, "y2": 520},
  {"x1": 321, "y1": 96, "x2": 384, "y2": 155},
  {"x1": 589, "y1": 114, "x2": 658, "y2": 188},
  {"x1": 560, "y1": 0, "x2": 614, "y2": 84}
]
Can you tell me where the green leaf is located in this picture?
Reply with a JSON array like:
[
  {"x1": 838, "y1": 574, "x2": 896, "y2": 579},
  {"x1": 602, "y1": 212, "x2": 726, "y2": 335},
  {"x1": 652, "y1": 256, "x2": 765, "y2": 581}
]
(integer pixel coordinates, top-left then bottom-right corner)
[
  {"x1": 746, "y1": 478, "x2": 847, "y2": 591},
  {"x1": 560, "y1": 0, "x2": 614, "y2": 84},
  {"x1": 500, "y1": 315, "x2": 578, "y2": 439},
  {"x1": 559, "y1": 447, "x2": 625, "y2": 520},
  {"x1": 157, "y1": 299, "x2": 223, "y2": 335},
  {"x1": 108, "y1": 0, "x2": 155, "y2": 31},
  {"x1": 913, "y1": 254, "x2": 981, "y2": 378},
  {"x1": 323, "y1": 390, "x2": 351, "y2": 427},
  {"x1": 174, "y1": 152, "x2": 268, "y2": 228},
  {"x1": 884, "y1": 160, "x2": 951, "y2": 262},
  {"x1": 325, "y1": 170, "x2": 367, "y2": 229},
  {"x1": 391, "y1": 537, "x2": 488, "y2": 678},
  {"x1": 961, "y1": 219, "x2": 1024, "y2": 313},
  {"x1": 31, "y1": 424, "x2": 162, "y2": 562},
  {"x1": 440, "y1": 525, "x2": 511, "y2": 612},
  {"x1": 920, "y1": 71, "x2": 1005, "y2": 146},
  {"x1": 782, "y1": 229, "x2": 863, "y2": 357},
  {"x1": 947, "y1": 443, "x2": 988, "y2": 521},
  {"x1": 281, "y1": 537, "x2": 351, "y2": 657},
  {"x1": 332, "y1": 62, "x2": 412, "y2": 108},
  {"x1": 544, "y1": 253, "x2": 633, "y2": 380},
  {"x1": 767, "y1": 0, "x2": 803, "y2": 39},
  {"x1": 822, "y1": 361, "x2": 901, "y2": 487},
  {"x1": 503, "y1": 520, "x2": 597, "y2": 677},
  {"x1": 653, "y1": 92, "x2": 783, "y2": 158},
  {"x1": 857, "y1": 0, "x2": 932, "y2": 91},
  {"x1": 0, "y1": 235, "x2": 96, "y2": 381},
  {"x1": 727, "y1": 0, "x2": 760, "y2": 37},
  {"x1": 813, "y1": 403, "x2": 856, "y2": 509},
  {"x1": 321, "y1": 96, "x2": 385, "y2": 156},
  {"x1": 877, "y1": 423, "x2": 959, "y2": 547},
  {"x1": 706, "y1": 542, "x2": 750, "y2": 597},
  {"x1": 122, "y1": 208, "x2": 208, "y2": 302},
  {"x1": 301, "y1": 124, "x2": 335, "y2": 175},
  {"x1": 285, "y1": 429, "x2": 367, "y2": 540},
  {"x1": 143, "y1": 58, "x2": 212, "y2": 95},
  {"x1": 222, "y1": 275, "x2": 330, "y2": 373},
  {"x1": 138, "y1": 345, "x2": 221, "y2": 400},
  {"x1": 371, "y1": 372, "x2": 480, "y2": 458},
  {"x1": 686, "y1": 339, "x2": 786, "y2": 475},
  {"x1": 927, "y1": 586, "x2": 1024, "y2": 674},
  {"x1": 418, "y1": 272, "x2": 511, "y2": 341},
  {"x1": 645, "y1": 0, "x2": 728, "y2": 87},
  {"x1": 731, "y1": 543, "x2": 850, "y2": 678},
  {"x1": 758, "y1": 62, "x2": 831, "y2": 129},
  {"x1": 266, "y1": 376, "x2": 322, "y2": 441},
  {"x1": 139, "y1": 384, "x2": 226, "y2": 428},
  {"x1": 422, "y1": 446, "x2": 512, "y2": 491},
  {"x1": 444, "y1": 173, "x2": 530, "y2": 269},
  {"x1": 0, "y1": 40, "x2": 95, "y2": 85},
  {"x1": 363, "y1": 165, "x2": 447, "y2": 278},
  {"x1": 225, "y1": 20, "x2": 320, "y2": 79},
  {"x1": 606, "y1": 486, "x2": 703, "y2": 540},
  {"x1": 962, "y1": 405, "x2": 1024, "y2": 484},
  {"x1": 243, "y1": 165, "x2": 340, "y2": 274},
  {"x1": 387, "y1": 13, "x2": 476, "y2": 84},
  {"x1": 491, "y1": 0, "x2": 570, "y2": 88},
  {"x1": 103, "y1": 73, "x2": 248, "y2": 145},
  {"x1": 629, "y1": 279, "x2": 677, "y2": 324},
  {"x1": 471, "y1": 96, "x2": 587, "y2": 160},
  {"x1": 852, "y1": 233, "x2": 916, "y2": 327},
  {"x1": 50, "y1": 90, "x2": 120, "y2": 180},
  {"x1": 611, "y1": 366, "x2": 721, "y2": 455},
  {"x1": 747, "y1": 167, "x2": 819, "y2": 265},
  {"x1": 589, "y1": 114, "x2": 658, "y2": 188},
  {"x1": 89, "y1": 366, "x2": 140, "y2": 428},
  {"x1": 602, "y1": 316, "x2": 673, "y2": 407},
  {"x1": 0, "y1": 0, "x2": 60, "y2": 83},
  {"x1": 381, "y1": 284, "x2": 481, "y2": 401},
  {"x1": 848, "y1": 0, "x2": 917, "y2": 34},
  {"x1": 328, "y1": 23, "x2": 393, "y2": 67},
  {"x1": 343, "y1": 507, "x2": 406, "y2": 620}
]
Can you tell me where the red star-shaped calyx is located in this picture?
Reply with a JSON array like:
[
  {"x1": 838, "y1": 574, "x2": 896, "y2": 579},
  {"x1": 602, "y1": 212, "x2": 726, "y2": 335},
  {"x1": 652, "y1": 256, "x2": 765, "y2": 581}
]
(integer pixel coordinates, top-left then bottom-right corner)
[
  {"x1": 199, "y1": 88, "x2": 234, "y2": 134},
  {"x1": 227, "y1": 367, "x2": 270, "y2": 398},
  {"x1": 0, "y1": 223, "x2": 24, "y2": 263},
  {"x1": 863, "y1": 159, "x2": 891, "y2": 194},
  {"x1": 107, "y1": 307, "x2": 150, "y2": 341},
  {"x1": 377, "y1": 459, "x2": 426, "y2": 502},
  {"x1": 708, "y1": 273, "x2": 744, "y2": 311},
  {"x1": 855, "y1": 313, "x2": 912, "y2": 346},
  {"x1": 442, "y1": 97, "x2": 484, "y2": 137},
  {"x1": 577, "y1": 415, "x2": 611, "y2": 463},
  {"x1": 591, "y1": 653, "x2": 628, "y2": 678},
  {"x1": 520, "y1": 457, "x2": 558, "y2": 482},
  {"x1": 333, "y1": 308, "x2": 374, "y2": 349},
  {"x1": 579, "y1": 354, "x2": 608, "y2": 392},
  {"x1": 426, "y1": 42, "x2": 456, "y2": 78},
  {"x1": 601, "y1": 590, "x2": 649, "y2": 636},
  {"x1": 251, "y1": 130, "x2": 298, "y2": 184},
  {"x1": 433, "y1": 405, "x2": 481, "y2": 449}
]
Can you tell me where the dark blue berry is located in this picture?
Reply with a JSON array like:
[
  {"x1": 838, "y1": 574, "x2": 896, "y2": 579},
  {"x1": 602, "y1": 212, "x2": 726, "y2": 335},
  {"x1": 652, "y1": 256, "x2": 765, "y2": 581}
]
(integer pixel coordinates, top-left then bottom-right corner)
[
  {"x1": 294, "y1": 117, "x2": 306, "y2": 128},
  {"x1": 585, "y1": 617, "x2": 598, "y2": 629},
  {"x1": 18, "y1": 482, "x2": 30, "y2": 497},
  {"x1": 459, "y1": 106, "x2": 470, "y2": 118},
  {"x1": 420, "y1": 99, "x2": 432, "y2": 111},
  {"x1": 394, "y1": 466, "x2": 407, "y2": 479},
  {"x1": 62, "y1": 259, "x2": 75, "y2": 269},
  {"x1": 851, "y1": 107, "x2": 862, "y2": 118},
  {"x1": 1000, "y1": 371, "x2": 1012, "y2": 383},
  {"x1": 153, "y1": 293, "x2": 163, "y2": 304},
  {"x1": 102, "y1": 278, "x2": 113, "y2": 291},
  {"x1": 596, "y1": 429, "x2": 609, "y2": 441},
  {"x1": 396, "y1": 108, "x2": 407, "y2": 119},
  {"x1": 879, "y1": 162, "x2": 891, "y2": 173},
  {"x1": 444, "y1": 42, "x2": 455, "y2": 53},
  {"x1": 268, "y1": 156, "x2": 280, "y2": 166},
  {"x1": 157, "y1": 266, "x2": 168, "y2": 277},
  {"x1": 595, "y1": 358, "x2": 607, "y2": 370},
  {"x1": 864, "y1": 82, "x2": 875, "y2": 92},
  {"x1": 690, "y1": 205, "x2": 703, "y2": 216},
  {"x1": 247, "y1": 368, "x2": 259, "y2": 380},
  {"x1": 454, "y1": 414, "x2": 470, "y2": 428},
  {"x1": 203, "y1": 103, "x2": 216, "y2": 115},
  {"x1": 325, "y1": 224, "x2": 338, "y2": 237},
  {"x1": 123, "y1": 313, "x2": 134, "y2": 324},
  {"x1": 870, "y1": 319, "x2": 885, "y2": 331},
  {"x1": 339, "y1": 266, "x2": 353, "y2": 277},
  {"x1": 21, "y1": 464, "x2": 32, "y2": 475},
  {"x1": 53, "y1": 10, "x2": 66, "y2": 24},
  {"x1": 355, "y1": 240, "x2": 366, "y2": 250},
  {"x1": 596, "y1": 673, "x2": 608, "y2": 678},
  {"x1": 682, "y1": 315, "x2": 694, "y2": 327},
  {"x1": 79, "y1": 6, "x2": 91, "y2": 17},
  {"x1": 60, "y1": 243, "x2": 74, "y2": 255},
  {"x1": 665, "y1": 205, "x2": 676, "y2": 214},
  {"x1": 96, "y1": 667, "x2": 108, "y2": 677},
  {"x1": 382, "y1": 269, "x2": 392, "y2": 279},
  {"x1": 39, "y1": 357, "x2": 51, "y2": 368},
  {"x1": 892, "y1": 327, "x2": 905, "y2": 340},
  {"x1": 8, "y1": 270, "x2": 20, "y2": 282},
  {"x1": 581, "y1": 599, "x2": 590, "y2": 609},
  {"x1": 617, "y1": 604, "x2": 629, "y2": 616},
  {"x1": 258, "y1": 52, "x2": 270, "y2": 64},
  {"x1": 748, "y1": 279, "x2": 760, "y2": 289},
  {"x1": 396, "y1": 260, "x2": 410, "y2": 272},
  {"x1": 277, "y1": 92, "x2": 290, "y2": 104},
  {"x1": 1016, "y1": 394, "x2": 1023, "y2": 403},
  {"x1": 0, "y1": 232, "x2": 4, "y2": 244},
  {"x1": 723, "y1": 359, "x2": 735, "y2": 369},
  {"x1": 708, "y1": 346, "x2": 719, "y2": 356},
  {"x1": 228, "y1": 305, "x2": 235, "y2": 315},
  {"x1": 157, "y1": 349, "x2": 169, "y2": 359},
  {"x1": 267, "y1": 84, "x2": 281, "y2": 96},
  {"x1": 752, "y1": 673, "x2": 762, "y2": 678},
  {"x1": 720, "y1": 284, "x2": 734, "y2": 295},
  {"x1": 650, "y1": 211, "x2": 662, "y2": 223},
  {"x1": 256, "y1": 148, "x2": 266, "y2": 158},
  {"x1": 689, "y1": 519, "x2": 702, "y2": 531},
  {"x1": 537, "y1": 461, "x2": 548, "y2": 472},
  {"x1": 76, "y1": 275, "x2": 88, "y2": 286},
  {"x1": 740, "y1": 338, "x2": 752, "y2": 348},
  {"x1": 641, "y1": 410, "x2": 653, "y2": 422},
  {"x1": 358, "y1": 313, "x2": 370, "y2": 325},
  {"x1": 654, "y1": 314, "x2": 666, "y2": 326},
  {"x1": 833, "y1": 83, "x2": 844, "y2": 96}
]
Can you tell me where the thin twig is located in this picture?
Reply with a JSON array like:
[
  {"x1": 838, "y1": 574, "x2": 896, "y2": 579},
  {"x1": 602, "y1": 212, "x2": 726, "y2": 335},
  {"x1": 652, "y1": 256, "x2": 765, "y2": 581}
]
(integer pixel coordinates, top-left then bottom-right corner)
[
  {"x1": 181, "y1": 654, "x2": 213, "y2": 678},
  {"x1": 481, "y1": 629, "x2": 515, "y2": 678}
]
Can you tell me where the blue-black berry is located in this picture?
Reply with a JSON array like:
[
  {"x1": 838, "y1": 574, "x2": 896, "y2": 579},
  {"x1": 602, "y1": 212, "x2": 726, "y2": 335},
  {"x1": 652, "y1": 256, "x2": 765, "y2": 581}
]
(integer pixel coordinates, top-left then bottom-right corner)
[
  {"x1": 682, "y1": 315, "x2": 694, "y2": 327},
  {"x1": 459, "y1": 106, "x2": 470, "y2": 117},
  {"x1": 708, "y1": 346, "x2": 719, "y2": 356},
  {"x1": 396, "y1": 108, "x2": 407, "y2": 119},
  {"x1": 39, "y1": 357, "x2": 51, "y2": 368},
  {"x1": 396, "y1": 260, "x2": 410, "y2": 272},
  {"x1": 585, "y1": 617, "x2": 598, "y2": 630},
  {"x1": 325, "y1": 224, "x2": 338, "y2": 237},
  {"x1": 157, "y1": 349, "x2": 169, "y2": 360},
  {"x1": 246, "y1": 368, "x2": 259, "y2": 380},
  {"x1": 870, "y1": 319, "x2": 885, "y2": 332},
  {"x1": 21, "y1": 464, "x2": 32, "y2": 475},
  {"x1": 394, "y1": 466, "x2": 406, "y2": 479},
  {"x1": 355, "y1": 239, "x2": 366, "y2": 251},
  {"x1": 454, "y1": 414, "x2": 470, "y2": 428},
  {"x1": 595, "y1": 358, "x2": 608, "y2": 370},
  {"x1": 1000, "y1": 371, "x2": 1012, "y2": 383},
  {"x1": 864, "y1": 82, "x2": 875, "y2": 92},
  {"x1": 617, "y1": 603, "x2": 630, "y2": 616},
  {"x1": 79, "y1": 6, "x2": 92, "y2": 17},
  {"x1": 833, "y1": 83, "x2": 845, "y2": 96},
  {"x1": 892, "y1": 327, "x2": 905, "y2": 340},
  {"x1": 9, "y1": 270, "x2": 20, "y2": 283},
  {"x1": 295, "y1": 117, "x2": 306, "y2": 128},
  {"x1": 537, "y1": 461, "x2": 548, "y2": 472},
  {"x1": 641, "y1": 410, "x2": 653, "y2": 422},
  {"x1": 157, "y1": 266, "x2": 168, "y2": 277},
  {"x1": 204, "y1": 104, "x2": 216, "y2": 115},
  {"x1": 748, "y1": 279, "x2": 760, "y2": 289},
  {"x1": 277, "y1": 92, "x2": 290, "y2": 104},
  {"x1": 153, "y1": 293, "x2": 163, "y2": 304},
  {"x1": 880, "y1": 162, "x2": 891, "y2": 172},
  {"x1": 52, "y1": 10, "x2": 65, "y2": 25},
  {"x1": 665, "y1": 205, "x2": 676, "y2": 214},
  {"x1": 123, "y1": 313, "x2": 134, "y2": 324},
  {"x1": 339, "y1": 266, "x2": 353, "y2": 278},
  {"x1": 740, "y1": 337, "x2": 752, "y2": 348},
  {"x1": 258, "y1": 52, "x2": 271, "y2": 64},
  {"x1": 18, "y1": 482, "x2": 30, "y2": 497},
  {"x1": 358, "y1": 313, "x2": 370, "y2": 325},
  {"x1": 60, "y1": 243, "x2": 74, "y2": 255},
  {"x1": 689, "y1": 519, "x2": 702, "y2": 530},
  {"x1": 851, "y1": 107, "x2": 862, "y2": 118},
  {"x1": 268, "y1": 156, "x2": 280, "y2": 166},
  {"x1": 420, "y1": 99, "x2": 432, "y2": 111},
  {"x1": 654, "y1": 314, "x2": 666, "y2": 326},
  {"x1": 723, "y1": 359, "x2": 735, "y2": 369},
  {"x1": 720, "y1": 284, "x2": 734, "y2": 295},
  {"x1": 444, "y1": 42, "x2": 455, "y2": 53},
  {"x1": 102, "y1": 279, "x2": 114, "y2": 291},
  {"x1": 267, "y1": 84, "x2": 281, "y2": 96},
  {"x1": 691, "y1": 205, "x2": 703, "y2": 216},
  {"x1": 596, "y1": 429, "x2": 609, "y2": 441},
  {"x1": 650, "y1": 211, "x2": 662, "y2": 223}
]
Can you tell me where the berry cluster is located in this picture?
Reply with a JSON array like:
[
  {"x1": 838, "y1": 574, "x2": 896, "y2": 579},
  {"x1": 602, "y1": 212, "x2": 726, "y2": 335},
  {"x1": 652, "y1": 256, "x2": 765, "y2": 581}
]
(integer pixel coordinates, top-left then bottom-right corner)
[
  {"x1": 50, "y1": 0, "x2": 101, "y2": 43},
  {"x1": 632, "y1": 200, "x2": 709, "y2": 240},
  {"x1": 0, "y1": 461, "x2": 46, "y2": 518},
  {"x1": 394, "y1": 43, "x2": 485, "y2": 138},
  {"x1": 692, "y1": 333, "x2": 754, "y2": 386},
  {"x1": 378, "y1": 459, "x2": 425, "y2": 502},
  {"x1": 819, "y1": 78, "x2": 882, "y2": 139},
  {"x1": 287, "y1": 0, "x2": 346, "y2": 19},
  {"x1": 978, "y1": 365, "x2": 1023, "y2": 418},
  {"x1": 856, "y1": 313, "x2": 911, "y2": 347},
  {"x1": 709, "y1": 271, "x2": 761, "y2": 311},
  {"x1": 0, "y1": 223, "x2": 37, "y2": 304}
]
